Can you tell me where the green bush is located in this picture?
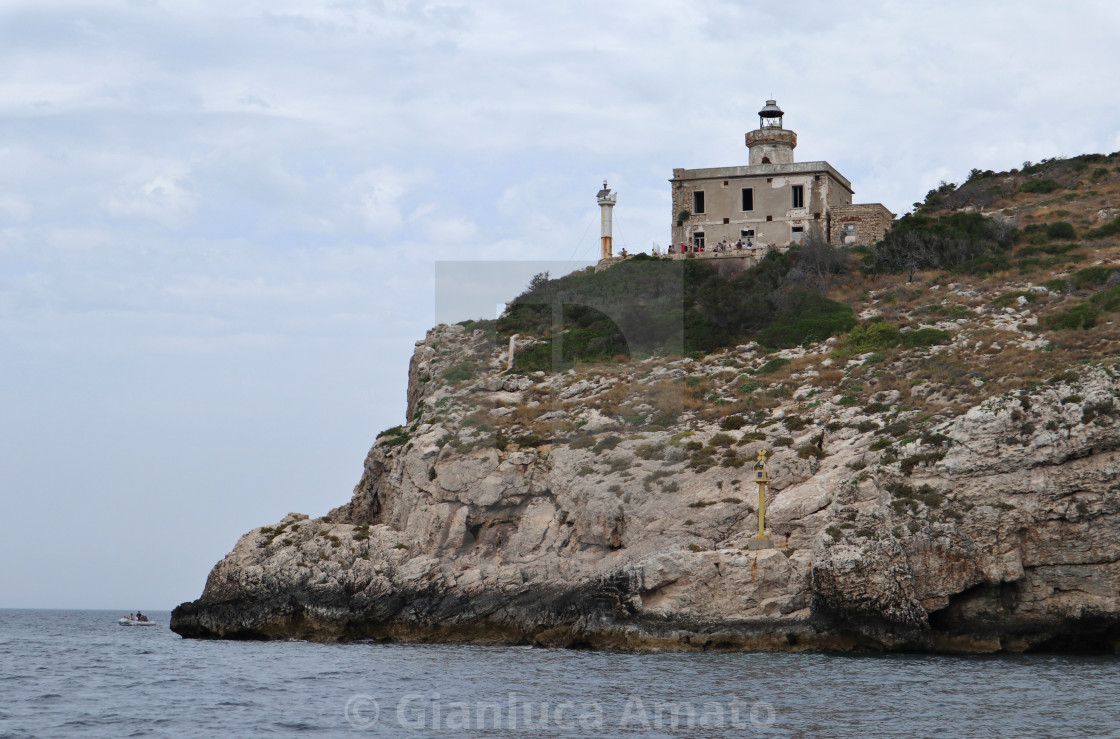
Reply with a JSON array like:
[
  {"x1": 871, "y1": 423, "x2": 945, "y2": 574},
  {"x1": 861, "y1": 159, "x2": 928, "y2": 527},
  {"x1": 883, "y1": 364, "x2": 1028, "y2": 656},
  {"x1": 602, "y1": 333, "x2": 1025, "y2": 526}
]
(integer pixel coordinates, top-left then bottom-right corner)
[
  {"x1": 1089, "y1": 286, "x2": 1120, "y2": 313},
  {"x1": 1084, "y1": 216, "x2": 1120, "y2": 240},
  {"x1": 720, "y1": 415, "x2": 747, "y2": 430},
  {"x1": 863, "y1": 212, "x2": 1015, "y2": 278},
  {"x1": 1071, "y1": 266, "x2": 1118, "y2": 289},
  {"x1": 569, "y1": 435, "x2": 595, "y2": 449},
  {"x1": 708, "y1": 433, "x2": 735, "y2": 447},
  {"x1": 442, "y1": 362, "x2": 478, "y2": 383},
  {"x1": 992, "y1": 290, "x2": 1037, "y2": 307},
  {"x1": 755, "y1": 291, "x2": 856, "y2": 348},
  {"x1": 376, "y1": 425, "x2": 410, "y2": 447},
  {"x1": 755, "y1": 357, "x2": 791, "y2": 374},
  {"x1": 901, "y1": 328, "x2": 952, "y2": 348},
  {"x1": 1046, "y1": 221, "x2": 1076, "y2": 240},
  {"x1": 592, "y1": 435, "x2": 622, "y2": 454},
  {"x1": 842, "y1": 321, "x2": 901, "y2": 353},
  {"x1": 783, "y1": 415, "x2": 807, "y2": 431},
  {"x1": 1046, "y1": 303, "x2": 1099, "y2": 330},
  {"x1": 1020, "y1": 178, "x2": 1061, "y2": 194}
]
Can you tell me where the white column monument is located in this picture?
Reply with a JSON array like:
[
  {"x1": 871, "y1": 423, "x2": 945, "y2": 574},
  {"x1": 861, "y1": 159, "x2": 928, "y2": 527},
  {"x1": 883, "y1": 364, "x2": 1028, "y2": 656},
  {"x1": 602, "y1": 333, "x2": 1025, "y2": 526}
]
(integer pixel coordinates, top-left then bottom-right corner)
[{"x1": 596, "y1": 180, "x2": 617, "y2": 259}]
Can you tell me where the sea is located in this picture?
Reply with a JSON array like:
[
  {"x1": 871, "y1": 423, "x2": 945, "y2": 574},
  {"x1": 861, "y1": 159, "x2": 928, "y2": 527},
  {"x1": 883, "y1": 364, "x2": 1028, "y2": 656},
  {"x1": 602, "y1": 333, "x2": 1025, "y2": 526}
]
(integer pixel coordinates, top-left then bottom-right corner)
[{"x1": 2, "y1": 609, "x2": 1120, "y2": 738}]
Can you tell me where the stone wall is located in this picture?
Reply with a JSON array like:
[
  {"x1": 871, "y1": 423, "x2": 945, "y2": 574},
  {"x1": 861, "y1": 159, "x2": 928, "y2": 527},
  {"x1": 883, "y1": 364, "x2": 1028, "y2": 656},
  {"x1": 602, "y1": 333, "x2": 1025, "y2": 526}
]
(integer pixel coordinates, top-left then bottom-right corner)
[{"x1": 829, "y1": 203, "x2": 895, "y2": 246}]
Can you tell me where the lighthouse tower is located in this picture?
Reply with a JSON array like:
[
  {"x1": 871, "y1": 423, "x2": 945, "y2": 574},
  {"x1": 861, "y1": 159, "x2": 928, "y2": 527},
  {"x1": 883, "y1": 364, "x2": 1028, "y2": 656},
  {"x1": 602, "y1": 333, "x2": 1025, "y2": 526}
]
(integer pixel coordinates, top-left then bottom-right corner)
[
  {"x1": 596, "y1": 180, "x2": 617, "y2": 259},
  {"x1": 744, "y1": 99, "x2": 797, "y2": 166}
]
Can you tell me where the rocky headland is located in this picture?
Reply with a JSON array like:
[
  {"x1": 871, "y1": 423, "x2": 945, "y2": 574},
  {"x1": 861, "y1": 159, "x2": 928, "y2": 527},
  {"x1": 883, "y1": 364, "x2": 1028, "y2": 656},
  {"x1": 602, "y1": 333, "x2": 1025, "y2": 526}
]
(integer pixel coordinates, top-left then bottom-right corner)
[{"x1": 172, "y1": 157, "x2": 1120, "y2": 652}]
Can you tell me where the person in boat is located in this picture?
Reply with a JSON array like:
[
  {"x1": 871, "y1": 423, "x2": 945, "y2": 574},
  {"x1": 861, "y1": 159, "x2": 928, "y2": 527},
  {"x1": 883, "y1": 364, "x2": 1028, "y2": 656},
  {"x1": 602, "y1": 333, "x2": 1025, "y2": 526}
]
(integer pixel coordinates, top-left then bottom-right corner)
[
  {"x1": 127, "y1": 613, "x2": 134, "y2": 621},
  {"x1": 136, "y1": 612, "x2": 145, "y2": 622}
]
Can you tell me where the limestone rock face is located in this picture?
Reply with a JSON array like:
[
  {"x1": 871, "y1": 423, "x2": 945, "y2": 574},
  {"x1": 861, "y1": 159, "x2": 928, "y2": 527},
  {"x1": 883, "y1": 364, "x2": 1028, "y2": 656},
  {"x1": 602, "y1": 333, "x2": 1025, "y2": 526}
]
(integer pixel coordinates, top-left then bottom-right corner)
[{"x1": 172, "y1": 325, "x2": 1120, "y2": 652}]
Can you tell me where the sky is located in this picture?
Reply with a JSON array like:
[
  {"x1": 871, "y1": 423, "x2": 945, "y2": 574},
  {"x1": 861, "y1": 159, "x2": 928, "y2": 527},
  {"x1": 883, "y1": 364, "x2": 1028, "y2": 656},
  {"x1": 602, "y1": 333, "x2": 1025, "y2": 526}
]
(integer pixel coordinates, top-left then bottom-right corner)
[{"x1": 2, "y1": 0, "x2": 1119, "y2": 610}]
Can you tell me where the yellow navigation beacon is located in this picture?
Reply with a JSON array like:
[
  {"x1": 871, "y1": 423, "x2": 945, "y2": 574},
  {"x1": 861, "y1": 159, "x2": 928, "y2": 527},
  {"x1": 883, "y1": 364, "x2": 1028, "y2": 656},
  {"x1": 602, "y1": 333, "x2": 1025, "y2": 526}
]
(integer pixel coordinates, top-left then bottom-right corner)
[{"x1": 746, "y1": 449, "x2": 775, "y2": 550}]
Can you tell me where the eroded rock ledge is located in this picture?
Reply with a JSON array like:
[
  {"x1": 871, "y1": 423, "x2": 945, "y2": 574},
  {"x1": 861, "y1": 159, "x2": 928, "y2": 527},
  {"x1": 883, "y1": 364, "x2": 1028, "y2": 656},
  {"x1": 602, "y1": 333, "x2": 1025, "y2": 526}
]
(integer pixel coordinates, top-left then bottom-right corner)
[{"x1": 172, "y1": 324, "x2": 1120, "y2": 652}]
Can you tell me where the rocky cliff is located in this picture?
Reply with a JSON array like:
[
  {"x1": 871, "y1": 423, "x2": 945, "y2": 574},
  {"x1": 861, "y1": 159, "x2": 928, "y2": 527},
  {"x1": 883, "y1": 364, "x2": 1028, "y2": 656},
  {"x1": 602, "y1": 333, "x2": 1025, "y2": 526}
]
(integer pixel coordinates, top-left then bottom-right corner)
[{"x1": 171, "y1": 313, "x2": 1120, "y2": 652}]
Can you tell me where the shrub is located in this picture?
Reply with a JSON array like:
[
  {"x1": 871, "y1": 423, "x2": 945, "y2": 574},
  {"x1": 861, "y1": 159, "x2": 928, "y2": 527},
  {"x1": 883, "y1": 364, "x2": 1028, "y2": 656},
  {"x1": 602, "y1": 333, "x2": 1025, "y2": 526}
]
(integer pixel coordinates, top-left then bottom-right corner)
[
  {"x1": 592, "y1": 436, "x2": 622, "y2": 454},
  {"x1": 782, "y1": 415, "x2": 807, "y2": 431},
  {"x1": 720, "y1": 415, "x2": 748, "y2": 430},
  {"x1": 442, "y1": 362, "x2": 478, "y2": 383},
  {"x1": 1046, "y1": 221, "x2": 1076, "y2": 240},
  {"x1": 755, "y1": 291, "x2": 856, "y2": 348},
  {"x1": 843, "y1": 322, "x2": 901, "y2": 353},
  {"x1": 1020, "y1": 178, "x2": 1060, "y2": 194},
  {"x1": 797, "y1": 444, "x2": 825, "y2": 459},
  {"x1": 376, "y1": 425, "x2": 410, "y2": 447},
  {"x1": 708, "y1": 433, "x2": 736, "y2": 447},
  {"x1": 1045, "y1": 303, "x2": 1099, "y2": 330},
  {"x1": 569, "y1": 436, "x2": 595, "y2": 450},
  {"x1": 1084, "y1": 216, "x2": 1120, "y2": 239},
  {"x1": 756, "y1": 357, "x2": 791, "y2": 374},
  {"x1": 1089, "y1": 286, "x2": 1120, "y2": 313},
  {"x1": 513, "y1": 433, "x2": 544, "y2": 448},
  {"x1": 863, "y1": 212, "x2": 1015, "y2": 279},
  {"x1": 992, "y1": 290, "x2": 1036, "y2": 308},
  {"x1": 901, "y1": 328, "x2": 952, "y2": 348},
  {"x1": 1070, "y1": 266, "x2": 1117, "y2": 289}
]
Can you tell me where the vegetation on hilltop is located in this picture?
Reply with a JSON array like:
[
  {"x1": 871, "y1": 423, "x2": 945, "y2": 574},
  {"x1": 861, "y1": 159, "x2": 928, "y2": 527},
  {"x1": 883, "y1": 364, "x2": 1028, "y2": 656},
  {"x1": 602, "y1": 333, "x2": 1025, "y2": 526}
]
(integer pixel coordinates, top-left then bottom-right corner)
[
  {"x1": 914, "y1": 151, "x2": 1120, "y2": 214},
  {"x1": 497, "y1": 241, "x2": 855, "y2": 371},
  {"x1": 447, "y1": 150, "x2": 1120, "y2": 430}
]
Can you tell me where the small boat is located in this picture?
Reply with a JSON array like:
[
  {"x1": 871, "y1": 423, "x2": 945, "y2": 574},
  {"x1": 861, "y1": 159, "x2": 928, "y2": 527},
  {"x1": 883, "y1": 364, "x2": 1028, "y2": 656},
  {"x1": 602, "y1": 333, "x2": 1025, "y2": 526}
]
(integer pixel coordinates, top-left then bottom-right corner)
[{"x1": 118, "y1": 616, "x2": 157, "y2": 626}]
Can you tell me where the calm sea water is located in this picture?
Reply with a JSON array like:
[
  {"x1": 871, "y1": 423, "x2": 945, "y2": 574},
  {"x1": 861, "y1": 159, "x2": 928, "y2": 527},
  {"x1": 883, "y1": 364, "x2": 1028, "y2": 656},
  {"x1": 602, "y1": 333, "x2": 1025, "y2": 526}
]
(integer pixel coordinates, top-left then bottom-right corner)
[{"x1": 2, "y1": 609, "x2": 1120, "y2": 738}]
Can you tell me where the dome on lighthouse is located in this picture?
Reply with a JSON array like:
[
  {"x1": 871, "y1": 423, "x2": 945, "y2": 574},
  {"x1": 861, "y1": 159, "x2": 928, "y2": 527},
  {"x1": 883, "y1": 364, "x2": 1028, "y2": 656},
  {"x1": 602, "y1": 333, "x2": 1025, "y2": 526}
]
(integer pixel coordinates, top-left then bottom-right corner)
[{"x1": 758, "y1": 99, "x2": 784, "y2": 120}]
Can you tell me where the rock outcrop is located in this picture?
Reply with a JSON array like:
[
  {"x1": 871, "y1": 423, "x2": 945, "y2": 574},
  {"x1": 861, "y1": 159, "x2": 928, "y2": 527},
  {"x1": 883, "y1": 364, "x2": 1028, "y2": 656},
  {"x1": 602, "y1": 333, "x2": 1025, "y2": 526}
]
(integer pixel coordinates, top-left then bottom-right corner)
[{"x1": 172, "y1": 323, "x2": 1120, "y2": 652}]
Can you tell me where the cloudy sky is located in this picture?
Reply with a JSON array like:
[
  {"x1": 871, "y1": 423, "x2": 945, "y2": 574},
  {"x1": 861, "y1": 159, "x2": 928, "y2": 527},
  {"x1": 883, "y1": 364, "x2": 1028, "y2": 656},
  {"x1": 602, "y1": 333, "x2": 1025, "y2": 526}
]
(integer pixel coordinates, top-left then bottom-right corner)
[{"x1": 3, "y1": 0, "x2": 1119, "y2": 610}]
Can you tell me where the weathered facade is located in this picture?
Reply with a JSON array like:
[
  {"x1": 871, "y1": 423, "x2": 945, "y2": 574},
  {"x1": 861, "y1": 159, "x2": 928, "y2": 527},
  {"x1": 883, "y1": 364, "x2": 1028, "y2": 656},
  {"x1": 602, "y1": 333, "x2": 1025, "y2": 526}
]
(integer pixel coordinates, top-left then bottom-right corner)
[
  {"x1": 830, "y1": 203, "x2": 895, "y2": 246},
  {"x1": 671, "y1": 101, "x2": 893, "y2": 249}
]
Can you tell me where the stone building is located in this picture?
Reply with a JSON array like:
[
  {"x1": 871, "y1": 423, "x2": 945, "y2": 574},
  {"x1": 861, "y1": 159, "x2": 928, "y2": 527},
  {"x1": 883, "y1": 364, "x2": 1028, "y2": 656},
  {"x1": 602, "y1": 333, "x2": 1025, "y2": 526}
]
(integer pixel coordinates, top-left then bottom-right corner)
[{"x1": 670, "y1": 101, "x2": 893, "y2": 250}]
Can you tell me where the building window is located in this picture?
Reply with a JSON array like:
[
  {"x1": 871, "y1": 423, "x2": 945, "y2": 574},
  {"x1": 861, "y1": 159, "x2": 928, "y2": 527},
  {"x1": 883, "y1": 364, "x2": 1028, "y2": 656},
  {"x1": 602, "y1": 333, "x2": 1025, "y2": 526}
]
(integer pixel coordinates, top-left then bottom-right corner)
[
  {"x1": 791, "y1": 226, "x2": 805, "y2": 244},
  {"x1": 722, "y1": 217, "x2": 730, "y2": 224},
  {"x1": 740, "y1": 229, "x2": 755, "y2": 243},
  {"x1": 761, "y1": 157, "x2": 771, "y2": 164},
  {"x1": 741, "y1": 188, "x2": 754, "y2": 211},
  {"x1": 765, "y1": 215, "x2": 773, "y2": 222},
  {"x1": 692, "y1": 231, "x2": 705, "y2": 248},
  {"x1": 693, "y1": 191, "x2": 705, "y2": 214},
  {"x1": 792, "y1": 185, "x2": 804, "y2": 208}
]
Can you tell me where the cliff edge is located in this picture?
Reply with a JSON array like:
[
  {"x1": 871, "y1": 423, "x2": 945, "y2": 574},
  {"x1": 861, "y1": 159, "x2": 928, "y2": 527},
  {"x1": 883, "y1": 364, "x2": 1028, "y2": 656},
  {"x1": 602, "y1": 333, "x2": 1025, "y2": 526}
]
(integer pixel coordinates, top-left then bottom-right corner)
[{"x1": 172, "y1": 316, "x2": 1120, "y2": 652}]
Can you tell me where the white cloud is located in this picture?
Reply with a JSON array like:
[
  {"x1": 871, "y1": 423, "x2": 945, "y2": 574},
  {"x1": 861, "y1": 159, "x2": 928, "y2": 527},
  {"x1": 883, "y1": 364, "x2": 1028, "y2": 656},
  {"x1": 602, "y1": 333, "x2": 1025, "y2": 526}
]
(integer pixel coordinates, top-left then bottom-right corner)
[
  {"x1": 103, "y1": 171, "x2": 197, "y2": 226},
  {"x1": 0, "y1": 194, "x2": 32, "y2": 221},
  {"x1": 346, "y1": 167, "x2": 428, "y2": 233}
]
